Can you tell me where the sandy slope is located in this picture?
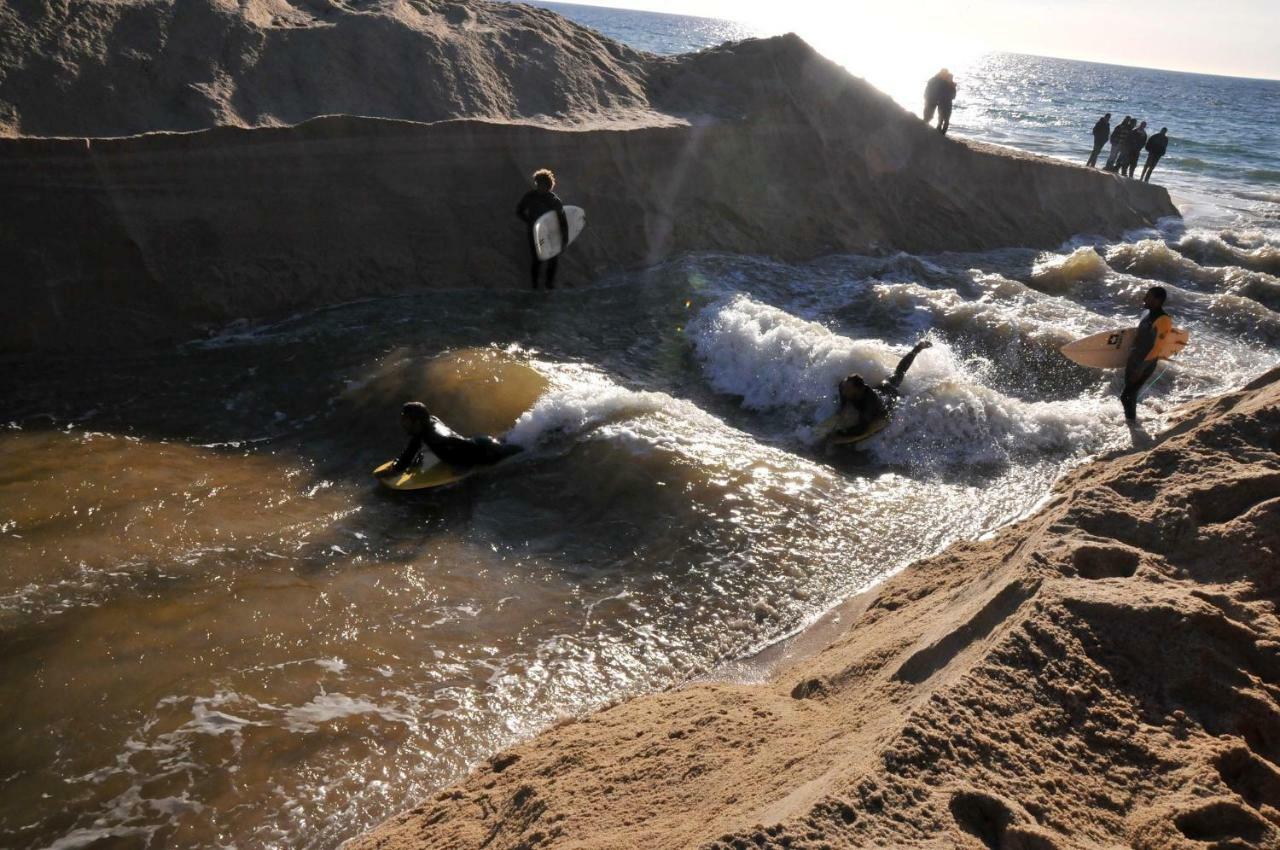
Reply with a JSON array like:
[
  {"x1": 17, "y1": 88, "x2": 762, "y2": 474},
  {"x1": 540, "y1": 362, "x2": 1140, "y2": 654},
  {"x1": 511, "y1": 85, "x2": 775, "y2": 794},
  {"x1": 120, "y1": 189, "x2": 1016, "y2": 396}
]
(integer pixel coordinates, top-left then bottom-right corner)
[
  {"x1": 0, "y1": 0, "x2": 655, "y2": 137},
  {"x1": 349, "y1": 368, "x2": 1280, "y2": 850}
]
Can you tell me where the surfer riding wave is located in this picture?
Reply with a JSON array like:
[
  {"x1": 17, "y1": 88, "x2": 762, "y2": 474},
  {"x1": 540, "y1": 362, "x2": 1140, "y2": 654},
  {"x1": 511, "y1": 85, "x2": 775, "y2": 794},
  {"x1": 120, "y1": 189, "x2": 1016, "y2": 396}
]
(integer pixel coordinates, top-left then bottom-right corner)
[
  {"x1": 820, "y1": 340, "x2": 932, "y2": 448},
  {"x1": 377, "y1": 401, "x2": 521, "y2": 477}
]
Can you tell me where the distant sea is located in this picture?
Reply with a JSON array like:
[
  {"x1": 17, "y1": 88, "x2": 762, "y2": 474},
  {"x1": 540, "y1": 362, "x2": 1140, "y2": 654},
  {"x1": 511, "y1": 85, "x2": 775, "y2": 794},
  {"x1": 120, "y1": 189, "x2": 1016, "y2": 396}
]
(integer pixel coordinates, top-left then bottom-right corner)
[{"x1": 521, "y1": 0, "x2": 1280, "y2": 233}]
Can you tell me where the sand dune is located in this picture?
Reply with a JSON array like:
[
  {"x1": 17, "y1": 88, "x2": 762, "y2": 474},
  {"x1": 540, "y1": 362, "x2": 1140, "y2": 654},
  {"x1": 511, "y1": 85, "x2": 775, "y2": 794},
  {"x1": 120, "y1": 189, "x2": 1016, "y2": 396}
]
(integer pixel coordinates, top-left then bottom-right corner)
[
  {"x1": 0, "y1": 0, "x2": 654, "y2": 137},
  {"x1": 349, "y1": 367, "x2": 1280, "y2": 850}
]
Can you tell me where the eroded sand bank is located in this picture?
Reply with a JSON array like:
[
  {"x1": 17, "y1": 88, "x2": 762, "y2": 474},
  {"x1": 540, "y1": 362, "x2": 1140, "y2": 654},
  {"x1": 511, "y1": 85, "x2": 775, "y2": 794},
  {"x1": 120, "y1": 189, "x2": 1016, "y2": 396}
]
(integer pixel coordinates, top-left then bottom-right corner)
[{"x1": 0, "y1": 3, "x2": 1174, "y2": 353}]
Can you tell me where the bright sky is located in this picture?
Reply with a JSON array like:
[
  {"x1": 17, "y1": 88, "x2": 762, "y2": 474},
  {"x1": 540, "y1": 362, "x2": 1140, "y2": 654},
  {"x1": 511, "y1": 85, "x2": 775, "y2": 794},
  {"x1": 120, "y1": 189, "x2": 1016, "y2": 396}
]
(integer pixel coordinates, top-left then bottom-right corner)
[{"x1": 558, "y1": 0, "x2": 1280, "y2": 81}]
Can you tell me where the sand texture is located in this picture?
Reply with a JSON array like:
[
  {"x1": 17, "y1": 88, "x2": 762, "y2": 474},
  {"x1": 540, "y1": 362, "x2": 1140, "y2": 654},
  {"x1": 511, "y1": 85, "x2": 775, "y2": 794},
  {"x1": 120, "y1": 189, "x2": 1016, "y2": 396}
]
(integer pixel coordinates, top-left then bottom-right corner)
[
  {"x1": 0, "y1": 0, "x2": 656, "y2": 137},
  {"x1": 1, "y1": 22, "x2": 1174, "y2": 353},
  {"x1": 349, "y1": 367, "x2": 1280, "y2": 850}
]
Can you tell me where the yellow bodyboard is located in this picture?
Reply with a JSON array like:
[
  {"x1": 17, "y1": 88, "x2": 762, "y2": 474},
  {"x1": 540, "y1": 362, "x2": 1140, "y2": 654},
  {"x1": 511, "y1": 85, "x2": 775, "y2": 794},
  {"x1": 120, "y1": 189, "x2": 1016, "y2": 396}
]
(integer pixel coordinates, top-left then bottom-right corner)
[
  {"x1": 825, "y1": 416, "x2": 890, "y2": 447},
  {"x1": 373, "y1": 459, "x2": 475, "y2": 491}
]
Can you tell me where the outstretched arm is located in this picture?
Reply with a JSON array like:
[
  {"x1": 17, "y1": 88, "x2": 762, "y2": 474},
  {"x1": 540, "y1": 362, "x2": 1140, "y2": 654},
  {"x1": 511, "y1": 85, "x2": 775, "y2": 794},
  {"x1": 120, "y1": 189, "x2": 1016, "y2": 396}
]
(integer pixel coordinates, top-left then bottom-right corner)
[
  {"x1": 384, "y1": 435, "x2": 423, "y2": 475},
  {"x1": 886, "y1": 340, "x2": 932, "y2": 389}
]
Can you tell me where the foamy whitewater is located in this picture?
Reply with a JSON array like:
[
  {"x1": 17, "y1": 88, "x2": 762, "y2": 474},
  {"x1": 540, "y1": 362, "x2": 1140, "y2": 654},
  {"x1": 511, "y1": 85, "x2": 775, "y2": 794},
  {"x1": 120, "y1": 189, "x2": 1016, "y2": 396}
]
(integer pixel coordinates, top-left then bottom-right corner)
[{"x1": 3, "y1": 7, "x2": 1279, "y2": 850}]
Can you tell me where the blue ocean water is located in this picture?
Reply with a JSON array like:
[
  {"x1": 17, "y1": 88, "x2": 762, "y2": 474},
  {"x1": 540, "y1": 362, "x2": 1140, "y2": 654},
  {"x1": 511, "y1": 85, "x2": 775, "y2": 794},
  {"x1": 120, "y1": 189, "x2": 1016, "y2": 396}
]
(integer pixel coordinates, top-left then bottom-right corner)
[{"x1": 524, "y1": 1, "x2": 1280, "y2": 230}]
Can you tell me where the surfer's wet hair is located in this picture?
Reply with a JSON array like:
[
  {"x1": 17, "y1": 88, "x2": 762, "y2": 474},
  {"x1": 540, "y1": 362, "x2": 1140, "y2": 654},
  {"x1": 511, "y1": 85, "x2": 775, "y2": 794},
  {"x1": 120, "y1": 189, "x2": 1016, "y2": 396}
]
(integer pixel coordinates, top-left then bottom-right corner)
[
  {"x1": 532, "y1": 168, "x2": 555, "y2": 189},
  {"x1": 1148, "y1": 286, "x2": 1168, "y2": 303},
  {"x1": 401, "y1": 402, "x2": 431, "y2": 421}
]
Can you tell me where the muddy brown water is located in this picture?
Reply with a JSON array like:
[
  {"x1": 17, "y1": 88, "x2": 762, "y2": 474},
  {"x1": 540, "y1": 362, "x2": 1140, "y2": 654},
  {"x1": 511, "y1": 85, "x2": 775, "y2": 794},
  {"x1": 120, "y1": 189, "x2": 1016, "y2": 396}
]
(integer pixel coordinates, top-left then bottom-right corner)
[{"x1": 3, "y1": 241, "x2": 1276, "y2": 849}]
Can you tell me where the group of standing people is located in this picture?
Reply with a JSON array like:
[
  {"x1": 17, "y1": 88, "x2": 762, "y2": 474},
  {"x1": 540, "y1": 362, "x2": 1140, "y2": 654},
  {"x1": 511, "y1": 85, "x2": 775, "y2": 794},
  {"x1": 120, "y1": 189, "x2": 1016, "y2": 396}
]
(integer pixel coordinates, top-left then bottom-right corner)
[{"x1": 1087, "y1": 113, "x2": 1169, "y2": 182}]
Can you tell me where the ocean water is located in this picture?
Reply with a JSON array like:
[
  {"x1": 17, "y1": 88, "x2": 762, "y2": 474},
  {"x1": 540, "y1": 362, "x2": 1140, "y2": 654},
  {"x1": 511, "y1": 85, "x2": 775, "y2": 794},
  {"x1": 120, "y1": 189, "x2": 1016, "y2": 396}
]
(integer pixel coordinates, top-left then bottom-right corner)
[
  {"x1": 3, "y1": 5, "x2": 1280, "y2": 850},
  {"x1": 529, "y1": 1, "x2": 1280, "y2": 229}
]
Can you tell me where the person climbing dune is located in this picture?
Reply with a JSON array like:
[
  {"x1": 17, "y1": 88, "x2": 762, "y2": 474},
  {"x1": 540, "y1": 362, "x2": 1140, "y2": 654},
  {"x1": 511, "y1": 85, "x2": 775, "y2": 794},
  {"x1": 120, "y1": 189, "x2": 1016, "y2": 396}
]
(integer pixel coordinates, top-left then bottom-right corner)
[
  {"x1": 821, "y1": 339, "x2": 932, "y2": 449},
  {"x1": 376, "y1": 402, "x2": 521, "y2": 478},
  {"x1": 1120, "y1": 286, "x2": 1172, "y2": 423}
]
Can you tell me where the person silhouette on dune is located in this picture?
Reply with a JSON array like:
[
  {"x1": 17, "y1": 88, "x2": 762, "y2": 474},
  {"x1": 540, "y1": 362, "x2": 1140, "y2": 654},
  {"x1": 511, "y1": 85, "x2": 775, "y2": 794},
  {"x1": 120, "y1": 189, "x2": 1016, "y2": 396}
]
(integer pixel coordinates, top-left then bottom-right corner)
[
  {"x1": 1124, "y1": 120, "x2": 1147, "y2": 178},
  {"x1": 1141, "y1": 128, "x2": 1168, "y2": 182},
  {"x1": 1087, "y1": 113, "x2": 1111, "y2": 167},
  {"x1": 1105, "y1": 116, "x2": 1132, "y2": 171},
  {"x1": 923, "y1": 70, "x2": 957, "y2": 134}
]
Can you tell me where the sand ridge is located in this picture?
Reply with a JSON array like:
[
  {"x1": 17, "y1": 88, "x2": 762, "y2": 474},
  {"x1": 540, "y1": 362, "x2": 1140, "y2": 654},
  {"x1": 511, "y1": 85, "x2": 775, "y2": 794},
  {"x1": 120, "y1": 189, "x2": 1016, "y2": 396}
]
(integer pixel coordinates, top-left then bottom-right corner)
[
  {"x1": 0, "y1": 0, "x2": 655, "y2": 138},
  {"x1": 349, "y1": 368, "x2": 1280, "y2": 849}
]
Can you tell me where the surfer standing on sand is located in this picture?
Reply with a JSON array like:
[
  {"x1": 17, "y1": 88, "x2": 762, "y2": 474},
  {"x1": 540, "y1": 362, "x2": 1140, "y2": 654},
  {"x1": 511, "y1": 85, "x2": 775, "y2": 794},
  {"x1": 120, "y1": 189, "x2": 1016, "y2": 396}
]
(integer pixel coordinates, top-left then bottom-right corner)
[
  {"x1": 823, "y1": 340, "x2": 932, "y2": 447},
  {"x1": 1120, "y1": 286, "x2": 1172, "y2": 423},
  {"x1": 376, "y1": 402, "x2": 520, "y2": 478},
  {"x1": 516, "y1": 168, "x2": 570, "y2": 290}
]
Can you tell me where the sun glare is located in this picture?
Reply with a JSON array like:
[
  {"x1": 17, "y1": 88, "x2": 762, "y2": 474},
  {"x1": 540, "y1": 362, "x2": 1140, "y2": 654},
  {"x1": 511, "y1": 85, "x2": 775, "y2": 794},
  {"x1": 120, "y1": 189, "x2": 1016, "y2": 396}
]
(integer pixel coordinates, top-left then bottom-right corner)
[{"x1": 670, "y1": 1, "x2": 990, "y2": 110}]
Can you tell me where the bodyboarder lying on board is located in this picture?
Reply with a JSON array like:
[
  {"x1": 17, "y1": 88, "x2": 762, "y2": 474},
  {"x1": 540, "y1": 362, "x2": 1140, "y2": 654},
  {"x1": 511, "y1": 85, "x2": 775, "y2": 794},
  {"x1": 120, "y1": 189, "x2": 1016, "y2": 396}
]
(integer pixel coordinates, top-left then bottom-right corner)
[
  {"x1": 375, "y1": 402, "x2": 521, "y2": 478},
  {"x1": 1120, "y1": 286, "x2": 1172, "y2": 423},
  {"x1": 821, "y1": 340, "x2": 932, "y2": 447}
]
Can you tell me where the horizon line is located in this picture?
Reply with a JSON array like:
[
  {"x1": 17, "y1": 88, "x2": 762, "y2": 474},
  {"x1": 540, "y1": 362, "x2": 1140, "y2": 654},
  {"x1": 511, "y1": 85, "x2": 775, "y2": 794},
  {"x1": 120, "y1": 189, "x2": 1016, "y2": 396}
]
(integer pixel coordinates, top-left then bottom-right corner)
[{"x1": 518, "y1": 0, "x2": 1280, "y2": 84}]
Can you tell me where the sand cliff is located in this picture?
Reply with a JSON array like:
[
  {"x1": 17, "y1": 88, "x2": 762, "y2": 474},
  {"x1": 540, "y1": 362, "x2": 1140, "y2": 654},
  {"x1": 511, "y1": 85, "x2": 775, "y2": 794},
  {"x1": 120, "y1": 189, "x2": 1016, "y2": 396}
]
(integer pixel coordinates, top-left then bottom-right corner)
[
  {"x1": 349, "y1": 368, "x2": 1280, "y2": 850},
  {"x1": 0, "y1": 1, "x2": 1175, "y2": 353}
]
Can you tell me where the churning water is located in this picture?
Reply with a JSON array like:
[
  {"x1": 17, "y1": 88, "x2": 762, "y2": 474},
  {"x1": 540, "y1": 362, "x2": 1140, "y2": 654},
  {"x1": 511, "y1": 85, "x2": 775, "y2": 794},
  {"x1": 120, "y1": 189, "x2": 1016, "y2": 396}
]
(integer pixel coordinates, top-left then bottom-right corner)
[{"x1": 2, "y1": 5, "x2": 1278, "y2": 850}]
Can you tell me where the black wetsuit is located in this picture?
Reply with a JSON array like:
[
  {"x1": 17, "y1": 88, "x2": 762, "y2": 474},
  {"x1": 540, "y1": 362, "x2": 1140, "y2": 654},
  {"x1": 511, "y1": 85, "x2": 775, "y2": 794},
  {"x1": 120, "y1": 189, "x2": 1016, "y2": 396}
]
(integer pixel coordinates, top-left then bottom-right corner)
[
  {"x1": 1141, "y1": 132, "x2": 1167, "y2": 182},
  {"x1": 923, "y1": 77, "x2": 957, "y2": 134},
  {"x1": 1106, "y1": 121, "x2": 1131, "y2": 171},
  {"x1": 1125, "y1": 127, "x2": 1147, "y2": 178},
  {"x1": 1120, "y1": 306, "x2": 1169, "y2": 421},
  {"x1": 391, "y1": 415, "x2": 521, "y2": 472},
  {"x1": 516, "y1": 188, "x2": 569, "y2": 289},
  {"x1": 831, "y1": 344, "x2": 928, "y2": 440},
  {"x1": 1087, "y1": 116, "x2": 1109, "y2": 167}
]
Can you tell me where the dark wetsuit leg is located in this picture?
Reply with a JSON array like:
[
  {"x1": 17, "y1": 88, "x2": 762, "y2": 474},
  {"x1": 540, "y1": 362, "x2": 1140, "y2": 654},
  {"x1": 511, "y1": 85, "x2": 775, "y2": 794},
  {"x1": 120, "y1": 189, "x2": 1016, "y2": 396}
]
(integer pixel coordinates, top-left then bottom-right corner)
[
  {"x1": 1120, "y1": 359, "x2": 1157, "y2": 420},
  {"x1": 1141, "y1": 154, "x2": 1162, "y2": 182},
  {"x1": 544, "y1": 256, "x2": 558, "y2": 289},
  {"x1": 528, "y1": 231, "x2": 542, "y2": 288}
]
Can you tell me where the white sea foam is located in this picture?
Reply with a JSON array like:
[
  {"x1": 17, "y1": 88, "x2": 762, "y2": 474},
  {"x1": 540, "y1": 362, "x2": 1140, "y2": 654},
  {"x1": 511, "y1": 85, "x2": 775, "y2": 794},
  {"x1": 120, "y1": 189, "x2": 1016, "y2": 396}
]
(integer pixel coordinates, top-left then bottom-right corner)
[
  {"x1": 685, "y1": 295, "x2": 901, "y2": 414},
  {"x1": 684, "y1": 294, "x2": 1121, "y2": 465},
  {"x1": 505, "y1": 363, "x2": 679, "y2": 447},
  {"x1": 1029, "y1": 246, "x2": 1111, "y2": 291}
]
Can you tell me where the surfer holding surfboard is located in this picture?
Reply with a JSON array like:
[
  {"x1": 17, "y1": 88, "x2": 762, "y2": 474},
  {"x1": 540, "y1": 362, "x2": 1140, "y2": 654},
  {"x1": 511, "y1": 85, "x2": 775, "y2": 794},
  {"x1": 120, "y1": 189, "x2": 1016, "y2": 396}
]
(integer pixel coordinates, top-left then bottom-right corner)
[
  {"x1": 516, "y1": 168, "x2": 584, "y2": 290},
  {"x1": 1119, "y1": 286, "x2": 1173, "y2": 422},
  {"x1": 1060, "y1": 286, "x2": 1184, "y2": 423}
]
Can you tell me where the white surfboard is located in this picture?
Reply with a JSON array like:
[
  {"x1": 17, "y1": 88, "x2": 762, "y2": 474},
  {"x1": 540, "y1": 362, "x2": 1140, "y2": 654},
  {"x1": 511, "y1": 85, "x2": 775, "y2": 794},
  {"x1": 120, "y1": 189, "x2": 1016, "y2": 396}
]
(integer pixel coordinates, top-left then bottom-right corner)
[
  {"x1": 533, "y1": 205, "x2": 586, "y2": 261},
  {"x1": 1061, "y1": 326, "x2": 1189, "y2": 368}
]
